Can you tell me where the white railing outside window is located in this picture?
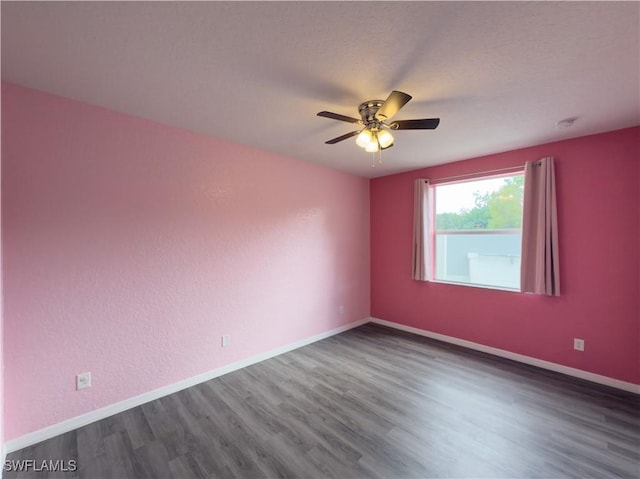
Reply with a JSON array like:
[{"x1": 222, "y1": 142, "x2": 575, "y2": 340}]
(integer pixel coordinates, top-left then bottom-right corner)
[{"x1": 435, "y1": 230, "x2": 521, "y2": 289}]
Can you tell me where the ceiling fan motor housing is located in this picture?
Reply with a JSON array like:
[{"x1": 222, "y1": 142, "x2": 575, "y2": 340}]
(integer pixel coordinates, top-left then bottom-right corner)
[{"x1": 358, "y1": 100, "x2": 385, "y2": 126}]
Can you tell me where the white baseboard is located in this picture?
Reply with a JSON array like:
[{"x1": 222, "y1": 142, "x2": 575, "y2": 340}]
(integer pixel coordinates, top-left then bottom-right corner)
[
  {"x1": 4, "y1": 317, "x2": 370, "y2": 454},
  {"x1": 370, "y1": 317, "x2": 640, "y2": 394}
]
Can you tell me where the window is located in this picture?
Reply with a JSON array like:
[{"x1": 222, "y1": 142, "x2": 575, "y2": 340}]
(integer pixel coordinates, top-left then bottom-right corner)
[{"x1": 433, "y1": 173, "x2": 524, "y2": 290}]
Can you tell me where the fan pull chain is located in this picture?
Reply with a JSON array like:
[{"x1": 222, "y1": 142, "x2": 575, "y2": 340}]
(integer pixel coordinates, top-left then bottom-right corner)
[{"x1": 371, "y1": 149, "x2": 384, "y2": 167}]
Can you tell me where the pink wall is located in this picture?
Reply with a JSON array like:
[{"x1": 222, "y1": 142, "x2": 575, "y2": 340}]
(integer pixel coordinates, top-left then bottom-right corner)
[
  {"x1": 1, "y1": 82, "x2": 4, "y2": 447},
  {"x1": 1, "y1": 83, "x2": 370, "y2": 441},
  {"x1": 371, "y1": 127, "x2": 640, "y2": 385}
]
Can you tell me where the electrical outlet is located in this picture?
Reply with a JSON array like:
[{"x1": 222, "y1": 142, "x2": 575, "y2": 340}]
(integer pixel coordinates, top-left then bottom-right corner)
[
  {"x1": 76, "y1": 372, "x2": 91, "y2": 390},
  {"x1": 573, "y1": 338, "x2": 585, "y2": 351},
  {"x1": 339, "y1": 305, "x2": 345, "y2": 316},
  {"x1": 221, "y1": 334, "x2": 231, "y2": 348}
]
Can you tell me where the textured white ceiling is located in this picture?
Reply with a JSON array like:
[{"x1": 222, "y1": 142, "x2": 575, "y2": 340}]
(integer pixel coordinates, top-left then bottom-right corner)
[{"x1": 2, "y1": 1, "x2": 639, "y2": 178}]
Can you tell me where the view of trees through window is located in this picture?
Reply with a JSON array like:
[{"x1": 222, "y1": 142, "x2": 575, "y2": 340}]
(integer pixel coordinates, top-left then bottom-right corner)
[{"x1": 436, "y1": 175, "x2": 524, "y2": 230}]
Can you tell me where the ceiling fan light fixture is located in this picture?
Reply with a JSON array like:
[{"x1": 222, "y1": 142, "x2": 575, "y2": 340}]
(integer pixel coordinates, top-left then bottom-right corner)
[
  {"x1": 365, "y1": 137, "x2": 380, "y2": 153},
  {"x1": 356, "y1": 129, "x2": 374, "y2": 148},
  {"x1": 377, "y1": 129, "x2": 394, "y2": 148}
]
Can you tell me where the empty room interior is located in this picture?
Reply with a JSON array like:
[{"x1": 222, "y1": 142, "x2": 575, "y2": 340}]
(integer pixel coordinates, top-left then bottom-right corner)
[{"x1": 1, "y1": 2, "x2": 639, "y2": 478}]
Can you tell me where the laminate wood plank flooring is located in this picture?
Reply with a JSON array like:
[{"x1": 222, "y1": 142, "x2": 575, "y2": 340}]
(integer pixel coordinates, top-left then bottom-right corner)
[{"x1": 5, "y1": 323, "x2": 640, "y2": 478}]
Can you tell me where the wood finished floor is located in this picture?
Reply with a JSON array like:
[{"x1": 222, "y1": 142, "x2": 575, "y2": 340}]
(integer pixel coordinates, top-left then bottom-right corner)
[{"x1": 6, "y1": 323, "x2": 640, "y2": 479}]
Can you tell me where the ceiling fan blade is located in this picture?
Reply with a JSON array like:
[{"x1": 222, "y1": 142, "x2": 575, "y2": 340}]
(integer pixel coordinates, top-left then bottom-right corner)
[
  {"x1": 390, "y1": 118, "x2": 440, "y2": 130},
  {"x1": 317, "y1": 111, "x2": 360, "y2": 123},
  {"x1": 325, "y1": 130, "x2": 360, "y2": 144},
  {"x1": 375, "y1": 91, "x2": 412, "y2": 121}
]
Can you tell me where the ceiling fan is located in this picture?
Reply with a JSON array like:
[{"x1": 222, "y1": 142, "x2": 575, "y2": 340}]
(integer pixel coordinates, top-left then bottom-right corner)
[{"x1": 317, "y1": 91, "x2": 440, "y2": 153}]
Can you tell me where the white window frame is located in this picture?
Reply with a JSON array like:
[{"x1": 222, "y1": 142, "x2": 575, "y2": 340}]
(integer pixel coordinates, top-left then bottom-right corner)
[{"x1": 431, "y1": 172, "x2": 524, "y2": 292}]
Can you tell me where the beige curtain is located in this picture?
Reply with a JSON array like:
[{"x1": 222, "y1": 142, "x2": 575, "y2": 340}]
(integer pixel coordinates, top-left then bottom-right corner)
[
  {"x1": 412, "y1": 178, "x2": 432, "y2": 281},
  {"x1": 520, "y1": 157, "x2": 560, "y2": 295}
]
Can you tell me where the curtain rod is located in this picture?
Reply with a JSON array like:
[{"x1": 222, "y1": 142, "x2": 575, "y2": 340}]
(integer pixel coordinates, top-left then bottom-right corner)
[{"x1": 427, "y1": 161, "x2": 540, "y2": 183}]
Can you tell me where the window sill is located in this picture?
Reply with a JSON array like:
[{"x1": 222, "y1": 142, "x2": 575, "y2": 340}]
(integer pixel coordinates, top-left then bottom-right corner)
[{"x1": 431, "y1": 279, "x2": 520, "y2": 293}]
